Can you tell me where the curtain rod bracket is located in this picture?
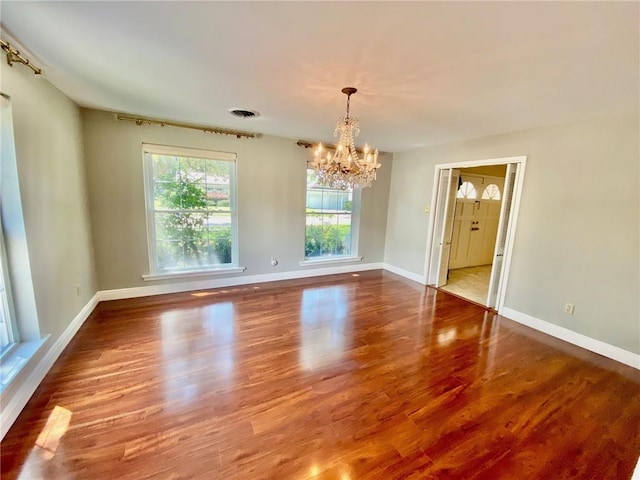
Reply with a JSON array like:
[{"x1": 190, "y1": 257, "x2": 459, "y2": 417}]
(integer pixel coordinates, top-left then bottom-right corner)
[{"x1": 0, "y1": 40, "x2": 42, "y2": 75}]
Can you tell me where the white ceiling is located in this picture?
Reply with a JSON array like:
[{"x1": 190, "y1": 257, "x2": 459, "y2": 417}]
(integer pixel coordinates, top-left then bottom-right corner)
[{"x1": 1, "y1": 1, "x2": 638, "y2": 152}]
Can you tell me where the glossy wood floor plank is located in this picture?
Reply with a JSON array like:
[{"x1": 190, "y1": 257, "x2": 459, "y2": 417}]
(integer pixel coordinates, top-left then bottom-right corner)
[{"x1": 2, "y1": 270, "x2": 639, "y2": 479}]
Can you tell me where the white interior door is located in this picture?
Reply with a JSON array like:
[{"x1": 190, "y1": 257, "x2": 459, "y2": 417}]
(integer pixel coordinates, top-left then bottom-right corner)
[
  {"x1": 427, "y1": 169, "x2": 459, "y2": 286},
  {"x1": 486, "y1": 164, "x2": 517, "y2": 308}
]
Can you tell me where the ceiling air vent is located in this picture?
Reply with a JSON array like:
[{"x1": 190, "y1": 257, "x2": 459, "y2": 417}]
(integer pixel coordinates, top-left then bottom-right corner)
[{"x1": 229, "y1": 109, "x2": 259, "y2": 118}]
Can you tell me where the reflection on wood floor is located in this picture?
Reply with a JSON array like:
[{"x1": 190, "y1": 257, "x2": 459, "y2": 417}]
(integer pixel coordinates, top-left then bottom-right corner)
[
  {"x1": 1, "y1": 270, "x2": 639, "y2": 479},
  {"x1": 441, "y1": 264, "x2": 493, "y2": 305}
]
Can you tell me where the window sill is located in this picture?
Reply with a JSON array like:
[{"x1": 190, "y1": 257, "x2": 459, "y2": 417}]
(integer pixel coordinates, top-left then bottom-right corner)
[
  {"x1": 299, "y1": 256, "x2": 363, "y2": 267},
  {"x1": 142, "y1": 267, "x2": 246, "y2": 281},
  {"x1": 0, "y1": 337, "x2": 48, "y2": 394}
]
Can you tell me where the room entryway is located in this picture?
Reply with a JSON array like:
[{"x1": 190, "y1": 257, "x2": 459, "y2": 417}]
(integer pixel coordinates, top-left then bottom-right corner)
[
  {"x1": 441, "y1": 166, "x2": 506, "y2": 305},
  {"x1": 424, "y1": 156, "x2": 526, "y2": 313}
]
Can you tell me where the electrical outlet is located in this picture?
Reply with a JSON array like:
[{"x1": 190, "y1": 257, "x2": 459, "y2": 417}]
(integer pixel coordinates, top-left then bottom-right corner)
[
  {"x1": 564, "y1": 303, "x2": 575, "y2": 315},
  {"x1": 271, "y1": 257, "x2": 278, "y2": 267}
]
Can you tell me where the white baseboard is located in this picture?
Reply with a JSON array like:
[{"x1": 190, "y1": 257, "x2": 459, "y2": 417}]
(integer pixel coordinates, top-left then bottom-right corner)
[
  {"x1": 99, "y1": 262, "x2": 384, "y2": 301},
  {"x1": 0, "y1": 293, "x2": 99, "y2": 440},
  {"x1": 501, "y1": 307, "x2": 640, "y2": 370},
  {"x1": 382, "y1": 263, "x2": 426, "y2": 285}
]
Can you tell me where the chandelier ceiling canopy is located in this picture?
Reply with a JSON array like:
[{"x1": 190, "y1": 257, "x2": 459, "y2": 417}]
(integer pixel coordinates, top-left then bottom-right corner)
[{"x1": 312, "y1": 87, "x2": 381, "y2": 190}]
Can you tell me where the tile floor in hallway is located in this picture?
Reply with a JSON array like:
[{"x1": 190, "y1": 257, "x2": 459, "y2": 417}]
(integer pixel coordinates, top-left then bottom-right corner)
[{"x1": 440, "y1": 264, "x2": 493, "y2": 305}]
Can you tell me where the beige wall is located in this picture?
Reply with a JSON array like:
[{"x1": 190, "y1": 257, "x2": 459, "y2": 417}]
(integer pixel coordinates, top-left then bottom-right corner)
[
  {"x1": 81, "y1": 109, "x2": 392, "y2": 290},
  {"x1": 0, "y1": 62, "x2": 97, "y2": 391},
  {"x1": 1, "y1": 64, "x2": 97, "y2": 335},
  {"x1": 385, "y1": 112, "x2": 639, "y2": 354}
]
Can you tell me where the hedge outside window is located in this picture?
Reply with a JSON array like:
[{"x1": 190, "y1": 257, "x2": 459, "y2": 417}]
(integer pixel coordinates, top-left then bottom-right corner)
[
  {"x1": 305, "y1": 169, "x2": 361, "y2": 259},
  {"x1": 143, "y1": 144, "x2": 237, "y2": 273}
]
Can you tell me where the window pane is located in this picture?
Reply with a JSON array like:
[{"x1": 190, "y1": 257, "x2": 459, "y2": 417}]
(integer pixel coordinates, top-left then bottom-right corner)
[
  {"x1": 0, "y1": 284, "x2": 11, "y2": 351},
  {"x1": 482, "y1": 184, "x2": 501, "y2": 200},
  {"x1": 305, "y1": 214, "x2": 322, "y2": 258},
  {"x1": 304, "y1": 168, "x2": 359, "y2": 259},
  {"x1": 152, "y1": 155, "x2": 178, "y2": 183},
  {"x1": 0, "y1": 223, "x2": 15, "y2": 353},
  {"x1": 156, "y1": 212, "x2": 209, "y2": 268},
  {"x1": 321, "y1": 215, "x2": 336, "y2": 255},
  {"x1": 146, "y1": 147, "x2": 236, "y2": 272},
  {"x1": 322, "y1": 226, "x2": 340, "y2": 256},
  {"x1": 207, "y1": 185, "x2": 231, "y2": 209},
  {"x1": 207, "y1": 225, "x2": 233, "y2": 265},
  {"x1": 153, "y1": 155, "x2": 178, "y2": 209},
  {"x1": 157, "y1": 241, "x2": 183, "y2": 269},
  {"x1": 336, "y1": 214, "x2": 353, "y2": 255},
  {"x1": 457, "y1": 181, "x2": 477, "y2": 199},
  {"x1": 182, "y1": 157, "x2": 206, "y2": 180},
  {"x1": 155, "y1": 212, "x2": 180, "y2": 241},
  {"x1": 324, "y1": 191, "x2": 339, "y2": 211}
]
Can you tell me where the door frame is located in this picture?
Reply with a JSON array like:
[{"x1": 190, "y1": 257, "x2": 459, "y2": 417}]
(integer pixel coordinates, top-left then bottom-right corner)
[{"x1": 422, "y1": 155, "x2": 527, "y2": 314}]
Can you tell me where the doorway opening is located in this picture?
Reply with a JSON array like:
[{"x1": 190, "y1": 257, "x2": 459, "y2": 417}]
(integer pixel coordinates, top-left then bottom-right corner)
[
  {"x1": 440, "y1": 165, "x2": 506, "y2": 304},
  {"x1": 424, "y1": 156, "x2": 526, "y2": 313}
]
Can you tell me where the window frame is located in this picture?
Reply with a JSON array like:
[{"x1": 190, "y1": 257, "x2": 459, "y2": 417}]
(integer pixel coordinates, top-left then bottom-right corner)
[
  {"x1": 302, "y1": 168, "x2": 362, "y2": 264},
  {"x1": 142, "y1": 143, "x2": 240, "y2": 277}
]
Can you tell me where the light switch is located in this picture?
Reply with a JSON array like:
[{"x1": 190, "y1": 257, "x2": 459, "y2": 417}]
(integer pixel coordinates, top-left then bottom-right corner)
[{"x1": 424, "y1": 205, "x2": 430, "y2": 213}]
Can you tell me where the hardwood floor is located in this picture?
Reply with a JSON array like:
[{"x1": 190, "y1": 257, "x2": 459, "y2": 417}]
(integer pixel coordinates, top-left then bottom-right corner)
[{"x1": 1, "y1": 270, "x2": 639, "y2": 479}]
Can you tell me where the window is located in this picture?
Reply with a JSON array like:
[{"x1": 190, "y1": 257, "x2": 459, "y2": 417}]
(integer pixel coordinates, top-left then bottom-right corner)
[
  {"x1": 1, "y1": 94, "x2": 45, "y2": 390},
  {"x1": 457, "y1": 181, "x2": 477, "y2": 199},
  {"x1": 305, "y1": 169, "x2": 361, "y2": 259},
  {"x1": 482, "y1": 183, "x2": 501, "y2": 200},
  {"x1": 143, "y1": 144, "x2": 237, "y2": 274},
  {"x1": 0, "y1": 219, "x2": 16, "y2": 355}
]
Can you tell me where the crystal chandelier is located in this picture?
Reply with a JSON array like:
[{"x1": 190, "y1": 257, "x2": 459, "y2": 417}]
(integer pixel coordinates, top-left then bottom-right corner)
[{"x1": 312, "y1": 87, "x2": 381, "y2": 189}]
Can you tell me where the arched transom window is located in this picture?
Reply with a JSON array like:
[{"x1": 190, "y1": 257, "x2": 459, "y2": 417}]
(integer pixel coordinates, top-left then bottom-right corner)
[
  {"x1": 482, "y1": 184, "x2": 501, "y2": 200},
  {"x1": 456, "y1": 181, "x2": 477, "y2": 199}
]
